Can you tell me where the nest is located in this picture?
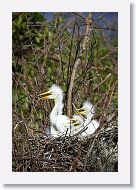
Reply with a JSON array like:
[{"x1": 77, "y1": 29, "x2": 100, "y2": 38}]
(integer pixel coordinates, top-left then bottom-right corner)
[{"x1": 12, "y1": 124, "x2": 118, "y2": 172}]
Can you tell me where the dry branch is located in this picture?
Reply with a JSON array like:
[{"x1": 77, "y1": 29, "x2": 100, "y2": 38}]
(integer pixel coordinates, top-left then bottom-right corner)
[
  {"x1": 67, "y1": 58, "x2": 80, "y2": 117},
  {"x1": 66, "y1": 12, "x2": 93, "y2": 117},
  {"x1": 82, "y1": 12, "x2": 93, "y2": 51}
]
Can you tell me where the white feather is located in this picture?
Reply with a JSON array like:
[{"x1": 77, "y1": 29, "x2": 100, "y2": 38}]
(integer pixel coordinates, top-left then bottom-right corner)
[
  {"x1": 41, "y1": 84, "x2": 75, "y2": 137},
  {"x1": 72, "y1": 101, "x2": 99, "y2": 137}
]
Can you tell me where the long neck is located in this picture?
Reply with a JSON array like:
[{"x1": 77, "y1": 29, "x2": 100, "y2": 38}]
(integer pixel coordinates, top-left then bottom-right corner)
[
  {"x1": 85, "y1": 112, "x2": 94, "y2": 126},
  {"x1": 56, "y1": 98, "x2": 63, "y2": 115},
  {"x1": 87, "y1": 112, "x2": 94, "y2": 120},
  {"x1": 50, "y1": 96, "x2": 63, "y2": 126}
]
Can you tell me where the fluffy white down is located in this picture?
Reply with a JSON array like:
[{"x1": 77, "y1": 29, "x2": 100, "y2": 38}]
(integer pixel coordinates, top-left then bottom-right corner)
[
  {"x1": 49, "y1": 84, "x2": 64, "y2": 102},
  {"x1": 69, "y1": 115, "x2": 83, "y2": 136},
  {"x1": 72, "y1": 101, "x2": 100, "y2": 137},
  {"x1": 55, "y1": 115, "x2": 74, "y2": 135},
  {"x1": 50, "y1": 127, "x2": 62, "y2": 138},
  {"x1": 82, "y1": 101, "x2": 95, "y2": 118},
  {"x1": 81, "y1": 119, "x2": 99, "y2": 137},
  {"x1": 43, "y1": 84, "x2": 75, "y2": 137}
]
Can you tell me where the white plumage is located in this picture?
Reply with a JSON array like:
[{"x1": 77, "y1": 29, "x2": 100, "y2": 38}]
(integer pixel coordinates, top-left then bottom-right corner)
[
  {"x1": 39, "y1": 84, "x2": 76, "y2": 137},
  {"x1": 72, "y1": 101, "x2": 99, "y2": 137}
]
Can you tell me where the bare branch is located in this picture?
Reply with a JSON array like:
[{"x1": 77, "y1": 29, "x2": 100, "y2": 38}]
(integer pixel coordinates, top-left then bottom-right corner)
[
  {"x1": 66, "y1": 58, "x2": 81, "y2": 117},
  {"x1": 82, "y1": 12, "x2": 93, "y2": 51}
]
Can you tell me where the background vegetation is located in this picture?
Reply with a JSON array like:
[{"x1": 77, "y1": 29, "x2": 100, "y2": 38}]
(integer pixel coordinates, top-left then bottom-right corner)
[{"x1": 12, "y1": 12, "x2": 118, "y2": 172}]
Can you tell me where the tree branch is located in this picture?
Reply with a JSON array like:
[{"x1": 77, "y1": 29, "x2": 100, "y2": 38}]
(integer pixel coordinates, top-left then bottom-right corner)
[
  {"x1": 66, "y1": 13, "x2": 93, "y2": 117},
  {"x1": 66, "y1": 58, "x2": 80, "y2": 117},
  {"x1": 82, "y1": 12, "x2": 93, "y2": 51}
]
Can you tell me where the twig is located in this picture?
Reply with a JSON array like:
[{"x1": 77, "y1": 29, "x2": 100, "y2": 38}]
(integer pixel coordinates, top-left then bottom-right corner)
[
  {"x1": 66, "y1": 58, "x2": 81, "y2": 117},
  {"x1": 14, "y1": 121, "x2": 23, "y2": 133},
  {"x1": 93, "y1": 73, "x2": 111, "y2": 91}
]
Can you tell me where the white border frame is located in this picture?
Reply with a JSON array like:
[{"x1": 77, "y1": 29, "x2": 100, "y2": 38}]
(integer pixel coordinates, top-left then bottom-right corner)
[{"x1": 0, "y1": 0, "x2": 130, "y2": 184}]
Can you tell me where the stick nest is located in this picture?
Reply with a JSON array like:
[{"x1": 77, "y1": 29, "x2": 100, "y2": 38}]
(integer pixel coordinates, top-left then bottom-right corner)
[{"x1": 12, "y1": 125, "x2": 118, "y2": 172}]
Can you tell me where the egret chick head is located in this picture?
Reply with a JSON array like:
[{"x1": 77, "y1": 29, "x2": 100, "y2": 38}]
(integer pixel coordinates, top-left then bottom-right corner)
[
  {"x1": 39, "y1": 84, "x2": 63, "y2": 101},
  {"x1": 77, "y1": 101, "x2": 95, "y2": 116}
]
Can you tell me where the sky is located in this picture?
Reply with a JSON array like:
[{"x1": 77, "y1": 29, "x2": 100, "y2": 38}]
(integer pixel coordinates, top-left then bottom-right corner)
[
  {"x1": 42, "y1": 12, "x2": 118, "y2": 22},
  {"x1": 41, "y1": 12, "x2": 118, "y2": 37}
]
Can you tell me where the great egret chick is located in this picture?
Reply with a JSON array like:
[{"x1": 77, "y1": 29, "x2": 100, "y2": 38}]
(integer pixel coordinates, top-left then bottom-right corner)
[
  {"x1": 77, "y1": 101, "x2": 95, "y2": 119},
  {"x1": 39, "y1": 84, "x2": 77, "y2": 136},
  {"x1": 69, "y1": 114, "x2": 84, "y2": 136},
  {"x1": 75, "y1": 101, "x2": 100, "y2": 137}
]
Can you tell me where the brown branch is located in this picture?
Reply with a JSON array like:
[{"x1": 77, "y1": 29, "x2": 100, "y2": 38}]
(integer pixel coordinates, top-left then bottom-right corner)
[
  {"x1": 66, "y1": 13, "x2": 93, "y2": 117},
  {"x1": 66, "y1": 59, "x2": 80, "y2": 117},
  {"x1": 82, "y1": 12, "x2": 93, "y2": 51}
]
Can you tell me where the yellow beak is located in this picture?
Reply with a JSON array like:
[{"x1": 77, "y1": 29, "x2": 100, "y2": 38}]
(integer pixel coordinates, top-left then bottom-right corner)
[
  {"x1": 38, "y1": 91, "x2": 52, "y2": 100},
  {"x1": 70, "y1": 118, "x2": 80, "y2": 127},
  {"x1": 66, "y1": 118, "x2": 77, "y2": 125},
  {"x1": 69, "y1": 118, "x2": 77, "y2": 121},
  {"x1": 76, "y1": 108, "x2": 86, "y2": 115},
  {"x1": 73, "y1": 122, "x2": 80, "y2": 127}
]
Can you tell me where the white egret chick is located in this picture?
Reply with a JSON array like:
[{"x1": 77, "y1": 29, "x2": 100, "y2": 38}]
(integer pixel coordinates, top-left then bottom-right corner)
[
  {"x1": 75, "y1": 101, "x2": 100, "y2": 137},
  {"x1": 39, "y1": 84, "x2": 77, "y2": 137},
  {"x1": 68, "y1": 114, "x2": 84, "y2": 136}
]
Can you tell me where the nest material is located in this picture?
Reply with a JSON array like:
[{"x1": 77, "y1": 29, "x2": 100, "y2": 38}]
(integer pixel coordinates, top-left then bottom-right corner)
[{"x1": 12, "y1": 125, "x2": 118, "y2": 172}]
